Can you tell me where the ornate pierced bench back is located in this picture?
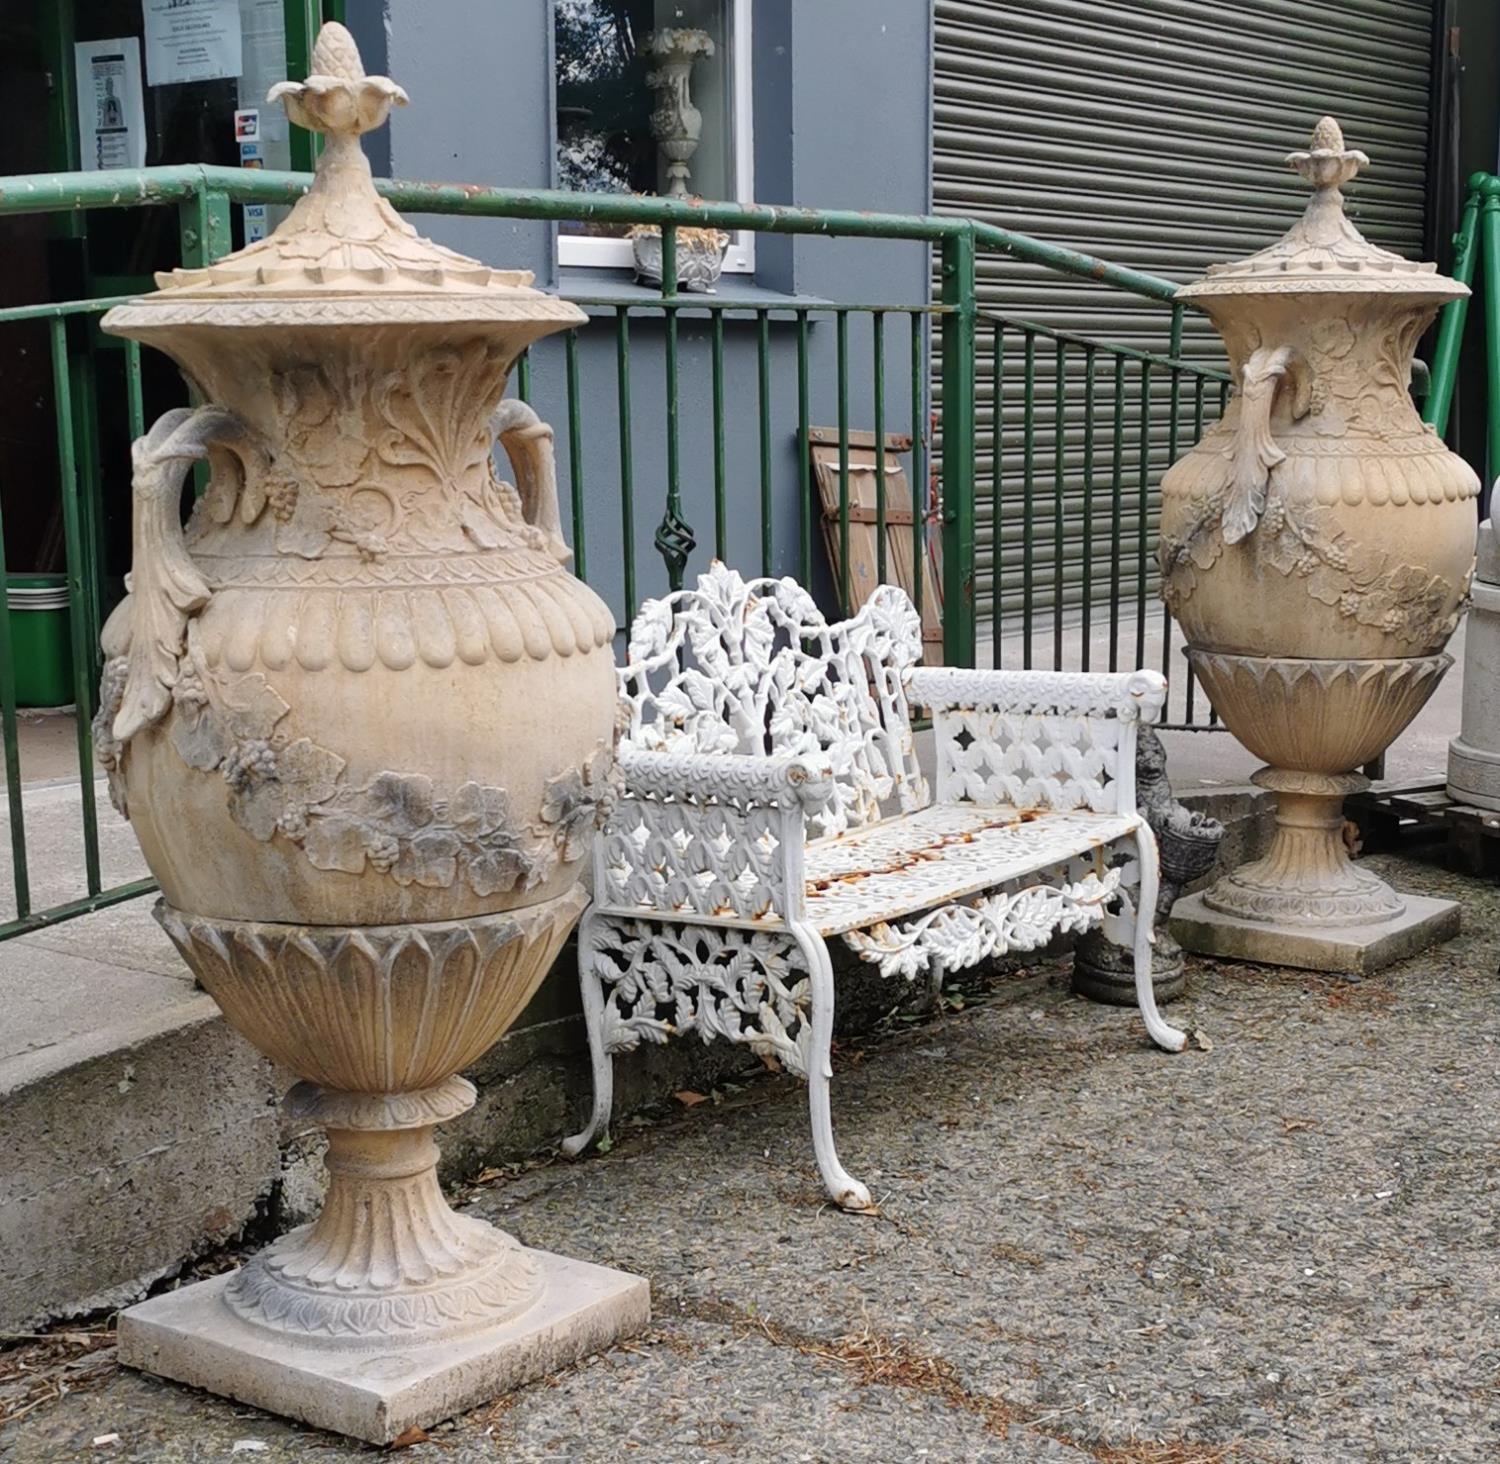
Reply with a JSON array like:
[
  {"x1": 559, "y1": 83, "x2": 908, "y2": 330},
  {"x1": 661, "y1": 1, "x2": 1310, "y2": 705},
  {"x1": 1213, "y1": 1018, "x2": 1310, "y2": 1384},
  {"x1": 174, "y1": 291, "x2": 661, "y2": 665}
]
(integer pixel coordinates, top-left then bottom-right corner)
[{"x1": 618, "y1": 563, "x2": 929, "y2": 838}]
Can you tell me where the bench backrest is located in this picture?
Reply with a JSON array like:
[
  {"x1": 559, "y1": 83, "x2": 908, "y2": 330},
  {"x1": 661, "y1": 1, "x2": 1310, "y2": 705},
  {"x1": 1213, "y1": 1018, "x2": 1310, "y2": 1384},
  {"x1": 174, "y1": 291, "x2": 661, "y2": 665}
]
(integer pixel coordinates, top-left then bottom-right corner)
[{"x1": 620, "y1": 563, "x2": 929, "y2": 838}]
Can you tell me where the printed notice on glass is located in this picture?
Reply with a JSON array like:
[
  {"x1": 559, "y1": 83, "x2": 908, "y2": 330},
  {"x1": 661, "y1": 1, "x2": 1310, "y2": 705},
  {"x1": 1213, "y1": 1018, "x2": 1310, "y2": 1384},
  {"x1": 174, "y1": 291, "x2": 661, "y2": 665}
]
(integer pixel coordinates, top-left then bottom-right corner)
[
  {"x1": 74, "y1": 38, "x2": 147, "y2": 171},
  {"x1": 237, "y1": 0, "x2": 288, "y2": 141},
  {"x1": 142, "y1": 0, "x2": 242, "y2": 86}
]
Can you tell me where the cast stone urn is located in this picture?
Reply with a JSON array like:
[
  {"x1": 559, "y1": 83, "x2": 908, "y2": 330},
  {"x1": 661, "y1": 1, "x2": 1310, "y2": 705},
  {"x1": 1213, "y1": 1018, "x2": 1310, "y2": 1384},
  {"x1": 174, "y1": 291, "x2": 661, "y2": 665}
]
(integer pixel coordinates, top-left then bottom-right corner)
[
  {"x1": 1160, "y1": 118, "x2": 1478, "y2": 972},
  {"x1": 645, "y1": 27, "x2": 714, "y2": 199},
  {"x1": 96, "y1": 23, "x2": 646, "y2": 1444}
]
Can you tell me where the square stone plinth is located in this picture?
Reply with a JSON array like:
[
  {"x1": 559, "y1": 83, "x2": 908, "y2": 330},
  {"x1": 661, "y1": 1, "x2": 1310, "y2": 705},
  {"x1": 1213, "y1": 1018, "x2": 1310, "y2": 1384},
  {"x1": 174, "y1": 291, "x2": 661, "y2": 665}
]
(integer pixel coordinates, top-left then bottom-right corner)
[
  {"x1": 1170, "y1": 891, "x2": 1460, "y2": 975},
  {"x1": 117, "y1": 1249, "x2": 650, "y2": 1445}
]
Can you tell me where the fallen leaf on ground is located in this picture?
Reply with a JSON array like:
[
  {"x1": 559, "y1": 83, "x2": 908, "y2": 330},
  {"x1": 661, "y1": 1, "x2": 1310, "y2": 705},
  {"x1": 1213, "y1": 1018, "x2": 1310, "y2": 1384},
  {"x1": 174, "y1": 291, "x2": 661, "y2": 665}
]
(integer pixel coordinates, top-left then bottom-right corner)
[
  {"x1": 390, "y1": 1424, "x2": 429, "y2": 1448},
  {"x1": 674, "y1": 1090, "x2": 708, "y2": 1107},
  {"x1": 1192, "y1": 1029, "x2": 1214, "y2": 1052}
]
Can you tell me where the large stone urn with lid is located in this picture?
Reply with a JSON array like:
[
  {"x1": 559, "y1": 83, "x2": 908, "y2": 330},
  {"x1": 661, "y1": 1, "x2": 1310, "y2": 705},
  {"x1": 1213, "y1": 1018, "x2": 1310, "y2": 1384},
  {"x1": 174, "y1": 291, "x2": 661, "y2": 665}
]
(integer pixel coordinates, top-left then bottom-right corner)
[
  {"x1": 1161, "y1": 119, "x2": 1478, "y2": 972},
  {"x1": 101, "y1": 25, "x2": 646, "y2": 1443}
]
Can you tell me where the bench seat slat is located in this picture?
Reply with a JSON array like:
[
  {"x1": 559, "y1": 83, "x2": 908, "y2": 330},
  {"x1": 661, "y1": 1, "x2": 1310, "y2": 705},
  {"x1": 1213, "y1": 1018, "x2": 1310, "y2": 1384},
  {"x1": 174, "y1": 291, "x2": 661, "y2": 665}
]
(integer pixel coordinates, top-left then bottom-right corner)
[{"x1": 804, "y1": 805, "x2": 1138, "y2": 936}]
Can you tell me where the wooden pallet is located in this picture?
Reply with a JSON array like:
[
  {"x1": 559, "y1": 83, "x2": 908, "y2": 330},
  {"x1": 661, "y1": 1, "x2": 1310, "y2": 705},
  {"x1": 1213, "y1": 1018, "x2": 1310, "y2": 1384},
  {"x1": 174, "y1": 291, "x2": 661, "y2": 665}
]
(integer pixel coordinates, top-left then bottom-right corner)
[
  {"x1": 1344, "y1": 778, "x2": 1500, "y2": 879},
  {"x1": 808, "y1": 426, "x2": 943, "y2": 664}
]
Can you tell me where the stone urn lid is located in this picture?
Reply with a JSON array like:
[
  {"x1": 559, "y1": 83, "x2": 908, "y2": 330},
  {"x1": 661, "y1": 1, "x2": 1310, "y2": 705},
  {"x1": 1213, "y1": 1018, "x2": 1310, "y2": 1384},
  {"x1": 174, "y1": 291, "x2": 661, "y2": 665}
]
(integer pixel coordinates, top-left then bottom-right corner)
[
  {"x1": 104, "y1": 22, "x2": 584, "y2": 336},
  {"x1": 1178, "y1": 117, "x2": 1467, "y2": 305}
]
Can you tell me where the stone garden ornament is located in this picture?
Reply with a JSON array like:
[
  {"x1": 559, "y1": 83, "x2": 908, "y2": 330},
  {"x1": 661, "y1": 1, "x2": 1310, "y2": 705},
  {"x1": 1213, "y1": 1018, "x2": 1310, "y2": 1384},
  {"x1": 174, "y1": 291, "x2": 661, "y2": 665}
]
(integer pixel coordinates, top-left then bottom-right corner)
[
  {"x1": 1161, "y1": 119, "x2": 1478, "y2": 971},
  {"x1": 645, "y1": 27, "x2": 713, "y2": 199},
  {"x1": 1072, "y1": 727, "x2": 1224, "y2": 1006},
  {"x1": 1448, "y1": 516, "x2": 1500, "y2": 810},
  {"x1": 96, "y1": 24, "x2": 646, "y2": 1444}
]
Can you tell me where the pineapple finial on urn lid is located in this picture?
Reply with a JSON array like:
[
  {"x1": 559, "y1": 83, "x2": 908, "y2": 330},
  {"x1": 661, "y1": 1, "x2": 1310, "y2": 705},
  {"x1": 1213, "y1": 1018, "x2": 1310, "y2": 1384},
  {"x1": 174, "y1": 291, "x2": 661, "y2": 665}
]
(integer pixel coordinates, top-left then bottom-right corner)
[
  {"x1": 1285, "y1": 115, "x2": 1369, "y2": 192},
  {"x1": 102, "y1": 20, "x2": 585, "y2": 331},
  {"x1": 1179, "y1": 116, "x2": 1464, "y2": 300},
  {"x1": 267, "y1": 20, "x2": 407, "y2": 139}
]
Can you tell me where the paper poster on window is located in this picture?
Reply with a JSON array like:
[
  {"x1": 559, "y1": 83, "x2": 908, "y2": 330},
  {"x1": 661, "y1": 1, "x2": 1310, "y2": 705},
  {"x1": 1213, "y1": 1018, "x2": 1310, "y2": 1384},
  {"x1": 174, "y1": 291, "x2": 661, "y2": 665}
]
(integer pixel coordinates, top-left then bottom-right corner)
[
  {"x1": 238, "y1": 0, "x2": 288, "y2": 141},
  {"x1": 74, "y1": 39, "x2": 147, "y2": 171},
  {"x1": 142, "y1": 0, "x2": 242, "y2": 86}
]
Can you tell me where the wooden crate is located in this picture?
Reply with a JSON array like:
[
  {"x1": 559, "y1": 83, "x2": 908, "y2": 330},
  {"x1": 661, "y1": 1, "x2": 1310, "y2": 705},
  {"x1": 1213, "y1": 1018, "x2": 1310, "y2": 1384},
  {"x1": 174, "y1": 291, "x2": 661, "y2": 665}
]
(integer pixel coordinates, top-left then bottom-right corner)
[{"x1": 808, "y1": 426, "x2": 942, "y2": 662}]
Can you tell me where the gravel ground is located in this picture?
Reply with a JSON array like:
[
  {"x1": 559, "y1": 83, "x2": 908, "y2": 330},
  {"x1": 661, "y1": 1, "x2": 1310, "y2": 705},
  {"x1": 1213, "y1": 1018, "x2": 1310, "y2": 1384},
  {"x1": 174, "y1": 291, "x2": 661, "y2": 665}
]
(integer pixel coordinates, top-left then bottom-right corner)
[{"x1": 3, "y1": 850, "x2": 1498, "y2": 1462}]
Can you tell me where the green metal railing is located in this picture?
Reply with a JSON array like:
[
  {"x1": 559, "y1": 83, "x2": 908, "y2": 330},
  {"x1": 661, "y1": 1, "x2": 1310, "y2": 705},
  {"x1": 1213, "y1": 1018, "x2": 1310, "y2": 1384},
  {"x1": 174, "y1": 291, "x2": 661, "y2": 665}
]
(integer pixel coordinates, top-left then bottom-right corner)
[
  {"x1": 1424, "y1": 172, "x2": 1496, "y2": 498},
  {"x1": 0, "y1": 161, "x2": 1476, "y2": 938},
  {"x1": 979, "y1": 309, "x2": 1232, "y2": 727}
]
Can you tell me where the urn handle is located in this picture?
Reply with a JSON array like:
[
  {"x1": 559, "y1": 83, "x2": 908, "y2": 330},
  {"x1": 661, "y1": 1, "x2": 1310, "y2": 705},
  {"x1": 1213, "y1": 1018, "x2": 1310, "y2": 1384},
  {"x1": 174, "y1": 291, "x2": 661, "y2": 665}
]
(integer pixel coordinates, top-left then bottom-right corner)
[
  {"x1": 100, "y1": 406, "x2": 257, "y2": 743},
  {"x1": 492, "y1": 398, "x2": 571, "y2": 564},
  {"x1": 1222, "y1": 345, "x2": 1313, "y2": 546}
]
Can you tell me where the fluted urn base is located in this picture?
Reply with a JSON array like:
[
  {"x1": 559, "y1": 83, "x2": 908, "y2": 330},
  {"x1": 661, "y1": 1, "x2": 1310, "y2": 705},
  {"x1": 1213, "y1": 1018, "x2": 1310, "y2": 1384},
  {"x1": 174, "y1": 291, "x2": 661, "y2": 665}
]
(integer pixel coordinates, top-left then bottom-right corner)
[
  {"x1": 1172, "y1": 768, "x2": 1460, "y2": 973},
  {"x1": 117, "y1": 901, "x2": 650, "y2": 1443},
  {"x1": 1170, "y1": 651, "x2": 1461, "y2": 973},
  {"x1": 1207, "y1": 768, "x2": 1399, "y2": 928},
  {"x1": 227, "y1": 1076, "x2": 543, "y2": 1344}
]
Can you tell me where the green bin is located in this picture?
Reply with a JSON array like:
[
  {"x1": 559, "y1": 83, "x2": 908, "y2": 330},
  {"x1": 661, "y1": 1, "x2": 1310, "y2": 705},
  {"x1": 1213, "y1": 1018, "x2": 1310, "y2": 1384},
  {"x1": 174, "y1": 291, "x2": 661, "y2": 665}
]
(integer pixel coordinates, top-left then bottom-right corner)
[{"x1": 9, "y1": 575, "x2": 75, "y2": 709}]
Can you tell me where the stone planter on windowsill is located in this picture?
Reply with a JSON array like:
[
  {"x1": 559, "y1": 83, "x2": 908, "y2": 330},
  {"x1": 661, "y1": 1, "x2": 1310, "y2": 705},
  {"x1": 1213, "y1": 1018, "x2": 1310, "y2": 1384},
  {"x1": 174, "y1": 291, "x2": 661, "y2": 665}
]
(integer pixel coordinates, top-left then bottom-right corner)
[{"x1": 630, "y1": 225, "x2": 729, "y2": 293}]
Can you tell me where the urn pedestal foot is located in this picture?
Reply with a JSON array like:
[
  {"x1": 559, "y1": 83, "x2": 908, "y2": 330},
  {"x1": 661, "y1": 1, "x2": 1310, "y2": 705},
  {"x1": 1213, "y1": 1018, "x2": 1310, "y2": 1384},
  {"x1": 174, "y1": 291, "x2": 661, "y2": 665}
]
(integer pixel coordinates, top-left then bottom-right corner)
[
  {"x1": 1171, "y1": 767, "x2": 1459, "y2": 973},
  {"x1": 118, "y1": 1067, "x2": 649, "y2": 1444},
  {"x1": 119, "y1": 899, "x2": 649, "y2": 1444},
  {"x1": 117, "y1": 1249, "x2": 649, "y2": 1446}
]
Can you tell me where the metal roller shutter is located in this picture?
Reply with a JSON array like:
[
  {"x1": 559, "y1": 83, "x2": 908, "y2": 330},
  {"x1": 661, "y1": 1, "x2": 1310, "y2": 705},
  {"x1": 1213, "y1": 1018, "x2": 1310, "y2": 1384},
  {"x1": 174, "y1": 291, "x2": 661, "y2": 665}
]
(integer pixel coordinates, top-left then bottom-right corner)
[{"x1": 932, "y1": 0, "x2": 1435, "y2": 644}]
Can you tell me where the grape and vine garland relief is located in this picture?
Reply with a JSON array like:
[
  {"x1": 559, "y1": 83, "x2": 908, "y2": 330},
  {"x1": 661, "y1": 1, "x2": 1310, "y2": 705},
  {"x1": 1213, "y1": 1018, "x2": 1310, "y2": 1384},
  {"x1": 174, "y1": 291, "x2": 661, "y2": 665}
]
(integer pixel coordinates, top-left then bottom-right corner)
[
  {"x1": 1157, "y1": 312, "x2": 1470, "y2": 652},
  {"x1": 93, "y1": 374, "x2": 615, "y2": 899}
]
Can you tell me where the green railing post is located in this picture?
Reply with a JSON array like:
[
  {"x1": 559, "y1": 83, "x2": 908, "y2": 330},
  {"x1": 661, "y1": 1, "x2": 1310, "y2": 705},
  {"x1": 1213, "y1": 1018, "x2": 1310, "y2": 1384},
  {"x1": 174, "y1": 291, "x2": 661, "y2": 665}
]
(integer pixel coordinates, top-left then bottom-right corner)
[
  {"x1": 179, "y1": 187, "x2": 233, "y2": 270},
  {"x1": 50, "y1": 318, "x2": 101, "y2": 897},
  {"x1": 178, "y1": 186, "x2": 233, "y2": 493},
  {"x1": 940, "y1": 226, "x2": 977, "y2": 667},
  {"x1": 653, "y1": 225, "x2": 694, "y2": 589},
  {"x1": 1424, "y1": 182, "x2": 1481, "y2": 437},
  {"x1": 0, "y1": 482, "x2": 30, "y2": 920}
]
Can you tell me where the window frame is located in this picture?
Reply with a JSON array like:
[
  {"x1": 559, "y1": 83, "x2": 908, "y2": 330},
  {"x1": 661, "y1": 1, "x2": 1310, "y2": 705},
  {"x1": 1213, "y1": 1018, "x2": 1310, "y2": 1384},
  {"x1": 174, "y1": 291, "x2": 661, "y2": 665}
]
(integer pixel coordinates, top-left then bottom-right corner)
[{"x1": 556, "y1": 0, "x2": 755, "y2": 275}]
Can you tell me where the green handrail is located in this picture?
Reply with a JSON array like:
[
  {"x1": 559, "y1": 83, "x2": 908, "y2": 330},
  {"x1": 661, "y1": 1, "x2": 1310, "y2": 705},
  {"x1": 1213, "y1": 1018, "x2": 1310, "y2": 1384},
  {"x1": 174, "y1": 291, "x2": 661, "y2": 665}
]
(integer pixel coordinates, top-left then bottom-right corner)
[
  {"x1": 0, "y1": 163, "x2": 1184, "y2": 304},
  {"x1": 0, "y1": 159, "x2": 1256, "y2": 939}
]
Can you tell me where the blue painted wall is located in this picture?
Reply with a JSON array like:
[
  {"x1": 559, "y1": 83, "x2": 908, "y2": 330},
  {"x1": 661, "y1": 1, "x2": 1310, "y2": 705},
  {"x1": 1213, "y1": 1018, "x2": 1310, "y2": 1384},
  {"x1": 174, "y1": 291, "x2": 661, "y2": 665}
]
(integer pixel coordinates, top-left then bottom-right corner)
[{"x1": 347, "y1": 0, "x2": 934, "y2": 628}]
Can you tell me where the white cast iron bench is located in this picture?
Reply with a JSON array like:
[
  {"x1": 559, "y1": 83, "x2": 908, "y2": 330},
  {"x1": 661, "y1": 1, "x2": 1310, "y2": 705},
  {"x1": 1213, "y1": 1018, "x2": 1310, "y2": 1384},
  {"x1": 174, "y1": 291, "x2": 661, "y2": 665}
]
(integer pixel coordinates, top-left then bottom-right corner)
[{"x1": 564, "y1": 563, "x2": 1186, "y2": 1209}]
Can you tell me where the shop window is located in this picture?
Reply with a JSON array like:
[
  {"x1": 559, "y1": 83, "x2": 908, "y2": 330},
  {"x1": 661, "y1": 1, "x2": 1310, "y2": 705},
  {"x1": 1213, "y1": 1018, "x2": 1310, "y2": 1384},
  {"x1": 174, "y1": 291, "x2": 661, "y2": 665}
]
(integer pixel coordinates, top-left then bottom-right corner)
[{"x1": 554, "y1": 0, "x2": 754, "y2": 273}]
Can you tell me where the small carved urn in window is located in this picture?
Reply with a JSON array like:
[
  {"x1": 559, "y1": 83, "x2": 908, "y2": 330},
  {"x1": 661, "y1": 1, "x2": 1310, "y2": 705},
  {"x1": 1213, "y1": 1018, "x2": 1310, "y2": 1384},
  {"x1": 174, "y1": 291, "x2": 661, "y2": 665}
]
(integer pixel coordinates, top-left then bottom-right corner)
[
  {"x1": 1159, "y1": 118, "x2": 1478, "y2": 971},
  {"x1": 96, "y1": 23, "x2": 646, "y2": 1444}
]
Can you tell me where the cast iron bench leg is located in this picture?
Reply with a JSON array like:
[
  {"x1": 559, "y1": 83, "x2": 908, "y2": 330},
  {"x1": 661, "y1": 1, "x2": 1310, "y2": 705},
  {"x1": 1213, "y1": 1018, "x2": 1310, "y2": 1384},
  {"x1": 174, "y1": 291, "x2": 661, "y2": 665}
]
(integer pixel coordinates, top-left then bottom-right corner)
[
  {"x1": 1129, "y1": 821, "x2": 1187, "y2": 1053},
  {"x1": 562, "y1": 910, "x2": 615, "y2": 1157},
  {"x1": 792, "y1": 922, "x2": 874, "y2": 1212}
]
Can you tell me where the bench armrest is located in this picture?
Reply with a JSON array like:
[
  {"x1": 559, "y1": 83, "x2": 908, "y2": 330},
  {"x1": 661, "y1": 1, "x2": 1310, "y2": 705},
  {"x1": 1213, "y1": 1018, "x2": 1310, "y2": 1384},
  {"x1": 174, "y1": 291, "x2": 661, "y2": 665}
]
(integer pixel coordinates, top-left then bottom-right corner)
[
  {"x1": 617, "y1": 747, "x2": 836, "y2": 812},
  {"x1": 907, "y1": 667, "x2": 1167, "y2": 724},
  {"x1": 595, "y1": 749, "x2": 831, "y2": 924}
]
